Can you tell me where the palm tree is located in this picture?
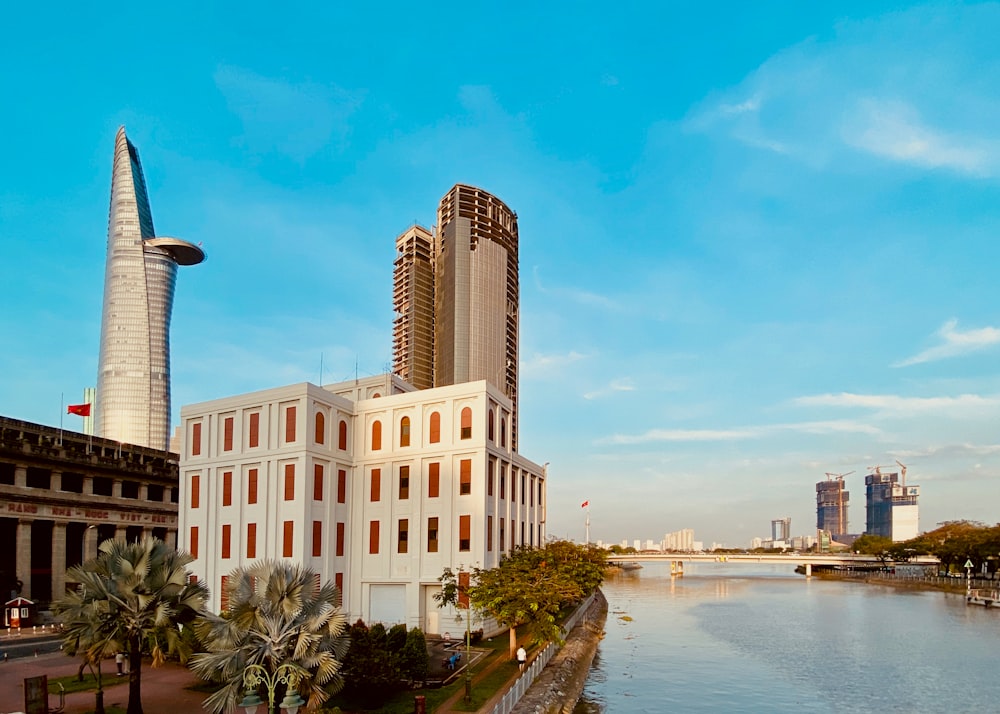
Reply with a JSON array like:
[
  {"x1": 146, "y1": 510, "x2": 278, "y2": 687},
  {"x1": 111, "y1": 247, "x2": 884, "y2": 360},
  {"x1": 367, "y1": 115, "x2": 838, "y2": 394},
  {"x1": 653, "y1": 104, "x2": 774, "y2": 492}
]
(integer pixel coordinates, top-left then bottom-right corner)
[
  {"x1": 189, "y1": 560, "x2": 350, "y2": 714},
  {"x1": 53, "y1": 538, "x2": 208, "y2": 714}
]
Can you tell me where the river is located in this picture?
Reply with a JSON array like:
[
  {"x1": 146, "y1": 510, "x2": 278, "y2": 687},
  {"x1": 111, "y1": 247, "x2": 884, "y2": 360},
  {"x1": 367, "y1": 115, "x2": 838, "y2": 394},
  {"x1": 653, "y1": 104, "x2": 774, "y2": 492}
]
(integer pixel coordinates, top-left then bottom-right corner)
[{"x1": 574, "y1": 562, "x2": 1000, "y2": 713}]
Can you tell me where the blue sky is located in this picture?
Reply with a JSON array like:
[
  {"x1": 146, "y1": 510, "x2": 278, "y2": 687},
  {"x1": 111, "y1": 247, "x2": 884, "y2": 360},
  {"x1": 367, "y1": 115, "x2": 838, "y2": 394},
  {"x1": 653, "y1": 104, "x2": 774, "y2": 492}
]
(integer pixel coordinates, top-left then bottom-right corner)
[{"x1": 2, "y1": 2, "x2": 999, "y2": 547}]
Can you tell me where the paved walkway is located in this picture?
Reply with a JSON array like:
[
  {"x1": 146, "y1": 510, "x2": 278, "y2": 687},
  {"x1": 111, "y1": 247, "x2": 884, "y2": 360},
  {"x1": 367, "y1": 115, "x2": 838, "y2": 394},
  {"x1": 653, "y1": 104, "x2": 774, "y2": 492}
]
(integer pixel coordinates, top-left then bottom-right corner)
[
  {"x1": 434, "y1": 633, "x2": 528, "y2": 714},
  {"x1": 0, "y1": 651, "x2": 207, "y2": 714}
]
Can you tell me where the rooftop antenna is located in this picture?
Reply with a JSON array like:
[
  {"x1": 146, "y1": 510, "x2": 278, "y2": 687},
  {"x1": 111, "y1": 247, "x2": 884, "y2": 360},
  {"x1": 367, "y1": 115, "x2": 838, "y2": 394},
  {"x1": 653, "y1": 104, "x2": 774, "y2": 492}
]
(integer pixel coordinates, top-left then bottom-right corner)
[{"x1": 319, "y1": 353, "x2": 324, "y2": 386}]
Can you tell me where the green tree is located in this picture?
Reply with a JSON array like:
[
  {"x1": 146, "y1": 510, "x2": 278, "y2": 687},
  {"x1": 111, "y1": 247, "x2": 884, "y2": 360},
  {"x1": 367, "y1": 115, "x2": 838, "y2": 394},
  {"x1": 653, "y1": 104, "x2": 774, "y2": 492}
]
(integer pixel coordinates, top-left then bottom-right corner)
[
  {"x1": 339, "y1": 619, "x2": 402, "y2": 708},
  {"x1": 190, "y1": 560, "x2": 349, "y2": 714},
  {"x1": 53, "y1": 538, "x2": 207, "y2": 714},
  {"x1": 398, "y1": 627, "x2": 429, "y2": 684}
]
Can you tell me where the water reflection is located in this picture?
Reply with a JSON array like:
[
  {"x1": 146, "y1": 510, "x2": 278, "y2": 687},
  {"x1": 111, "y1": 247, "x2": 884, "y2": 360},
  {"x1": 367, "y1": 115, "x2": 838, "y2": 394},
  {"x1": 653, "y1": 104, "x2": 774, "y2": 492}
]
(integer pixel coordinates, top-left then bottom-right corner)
[{"x1": 576, "y1": 563, "x2": 1000, "y2": 713}]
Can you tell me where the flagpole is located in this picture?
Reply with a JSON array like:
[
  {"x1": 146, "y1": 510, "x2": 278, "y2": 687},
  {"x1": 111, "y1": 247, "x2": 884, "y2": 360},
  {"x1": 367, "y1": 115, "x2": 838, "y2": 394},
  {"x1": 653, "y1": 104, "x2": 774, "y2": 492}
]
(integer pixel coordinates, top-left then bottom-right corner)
[
  {"x1": 586, "y1": 504, "x2": 590, "y2": 545},
  {"x1": 59, "y1": 392, "x2": 64, "y2": 446}
]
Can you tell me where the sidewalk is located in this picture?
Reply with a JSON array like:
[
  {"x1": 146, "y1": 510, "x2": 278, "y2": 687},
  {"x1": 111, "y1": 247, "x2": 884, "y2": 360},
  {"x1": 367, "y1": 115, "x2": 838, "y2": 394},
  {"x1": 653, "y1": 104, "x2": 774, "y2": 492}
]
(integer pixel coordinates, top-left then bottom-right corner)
[
  {"x1": 434, "y1": 634, "x2": 527, "y2": 714},
  {"x1": 0, "y1": 651, "x2": 207, "y2": 714}
]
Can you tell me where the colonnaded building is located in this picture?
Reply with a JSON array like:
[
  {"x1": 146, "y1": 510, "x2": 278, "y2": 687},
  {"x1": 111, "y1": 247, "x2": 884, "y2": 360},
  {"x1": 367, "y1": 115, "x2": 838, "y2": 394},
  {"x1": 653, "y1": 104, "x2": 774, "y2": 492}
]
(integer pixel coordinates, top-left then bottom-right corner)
[
  {"x1": 0, "y1": 416, "x2": 180, "y2": 604},
  {"x1": 180, "y1": 183, "x2": 545, "y2": 633}
]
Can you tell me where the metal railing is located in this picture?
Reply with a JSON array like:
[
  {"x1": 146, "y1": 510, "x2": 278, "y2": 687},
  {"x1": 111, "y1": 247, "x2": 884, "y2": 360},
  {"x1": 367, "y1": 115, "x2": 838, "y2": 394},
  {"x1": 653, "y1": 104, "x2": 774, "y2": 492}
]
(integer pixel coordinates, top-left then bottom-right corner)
[{"x1": 489, "y1": 591, "x2": 597, "y2": 714}]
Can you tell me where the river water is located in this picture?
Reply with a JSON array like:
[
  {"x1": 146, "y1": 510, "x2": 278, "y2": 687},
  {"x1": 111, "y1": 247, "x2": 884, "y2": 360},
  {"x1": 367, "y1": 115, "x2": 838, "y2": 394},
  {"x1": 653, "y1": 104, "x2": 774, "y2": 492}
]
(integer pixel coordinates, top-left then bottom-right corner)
[{"x1": 574, "y1": 562, "x2": 1000, "y2": 713}]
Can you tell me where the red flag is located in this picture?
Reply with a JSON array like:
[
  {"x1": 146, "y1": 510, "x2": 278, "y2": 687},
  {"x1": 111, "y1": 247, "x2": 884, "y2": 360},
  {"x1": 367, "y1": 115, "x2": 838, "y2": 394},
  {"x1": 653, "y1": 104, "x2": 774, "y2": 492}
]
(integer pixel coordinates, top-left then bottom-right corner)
[
  {"x1": 581, "y1": 500, "x2": 589, "y2": 508},
  {"x1": 67, "y1": 403, "x2": 91, "y2": 417}
]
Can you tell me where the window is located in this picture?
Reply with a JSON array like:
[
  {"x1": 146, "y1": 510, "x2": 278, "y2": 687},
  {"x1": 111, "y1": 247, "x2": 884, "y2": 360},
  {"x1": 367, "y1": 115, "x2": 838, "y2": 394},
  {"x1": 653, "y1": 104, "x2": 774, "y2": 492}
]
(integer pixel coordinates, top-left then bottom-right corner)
[
  {"x1": 221, "y1": 524, "x2": 231, "y2": 559},
  {"x1": 369, "y1": 521, "x2": 380, "y2": 554},
  {"x1": 427, "y1": 517, "x2": 439, "y2": 553},
  {"x1": 335, "y1": 572, "x2": 343, "y2": 591},
  {"x1": 460, "y1": 459, "x2": 472, "y2": 495},
  {"x1": 511, "y1": 470, "x2": 516, "y2": 502},
  {"x1": 371, "y1": 420, "x2": 382, "y2": 451},
  {"x1": 511, "y1": 519, "x2": 515, "y2": 547},
  {"x1": 223, "y1": 417, "x2": 234, "y2": 452},
  {"x1": 249, "y1": 413, "x2": 260, "y2": 448},
  {"x1": 521, "y1": 474, "x2": 526, "y2": 505},
  {"x1": 191, "y1": 422, "x2": 202, "y2": 456},
  {"x1": 488, "y1": 459, "x2": 495, "y2": 496},
  {"x1": 315, "y1": 411, "x2": 325, "y2": 445},
  {"x1": 531, "y1": 476, "x2": 535, "y2": 506},
  {"x1": 488, "y1": 409, "x2": 495, "y2": 441},
  {"x1": 371, "y1": 468, "x2": 381, "y2": 502},
  {"x1": 400, "y1": 416, "x2": 411, "y2": 447},
  {"x1": 428, "y1": 462, "x2": 440, "y2": 498},
  {"x1": 190, "y1": 474, "x2": 200, "y2": 509},
  {"x1": 338, "y1": 420, "x2": 348, "y2": 450},
  {"x1": 285, "y1": 406, "x2": 297, "y2": 443},
  {"x1": 222, "y1": 471, "x2": 232, "y2": 507},
  {"x1": 336, "y1": 522, "x2": 345, "y2": 557},
  {"x1": 429, "y1": 411, "x2": 441, "y2": 443},
  {"x1": 312, "y1": 521, "x2": 323, "y2": 557},
  {"x1": 460, "y1": 407, "x2": 472, "y2": 439},
  {"x1": 398, "y1": 518, "x2": 409, "y2": 554},
  {"x1": 459, "y1": 515, "x2": 471, "y2": 551},
  {"x1": 521, "y1": 522, "x2": 525, "y2": 547},
  {"x1": 284, "y1": 464, "x2": 295, "y2": 501},
  {"x1": 500, "y1": 418, "x2": 507, "y2": 447},
  {"x1": 283, "y1": 521, "x2": 294, "y2": 557},
  {"x1": 399, "y1": 465, "x2": 409, "y2": 499},
  {"x1": 247, "y1": 468, "x2": 258, "y2": 504},
  {"x1": 499, "y1": 519, "x2": 505, "y2": 552},
  {"x1": 190, "y1": 526, "x2": 199, "y2": 558},
  {"x1": 499, "y1": 466, "x2": 506, "y2": 499},
  {"x1": 337, "y1": 469, "x2": 346, "y2": 503},
  {"x1": 313, "y1": 464, "x2": 324, "y2": 501},
  {"x1": 487, "y1": 515, "x2": 493, "y2": 552},
  {"x1": 247, "y1": 523, "x2": 257, "y2": 558}
]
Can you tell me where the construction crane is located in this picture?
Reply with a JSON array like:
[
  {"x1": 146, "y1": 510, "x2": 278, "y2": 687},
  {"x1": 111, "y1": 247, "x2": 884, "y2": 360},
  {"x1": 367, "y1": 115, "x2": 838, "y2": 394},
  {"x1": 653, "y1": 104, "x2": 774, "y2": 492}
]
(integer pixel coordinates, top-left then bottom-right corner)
[
  {"x1": 822, "y1": 471, "x2": 853, "y2": 537},
  {"x1": 825, "y1": 471, "x2": 855, "y2": 481},
  {"x1": 895, "y1": 459, "x2": 907, "y2": 487},
  {"x1": 867, "y1": 464, "x2": 882, "y2": 476}
]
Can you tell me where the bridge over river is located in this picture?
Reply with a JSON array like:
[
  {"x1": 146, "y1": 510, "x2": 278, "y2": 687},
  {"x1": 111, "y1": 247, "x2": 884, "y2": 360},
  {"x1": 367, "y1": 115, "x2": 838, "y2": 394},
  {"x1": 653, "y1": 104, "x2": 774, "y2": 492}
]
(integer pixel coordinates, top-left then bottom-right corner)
[{"x1": 606, "y1": 552, "x2": 939, "y2": 576}]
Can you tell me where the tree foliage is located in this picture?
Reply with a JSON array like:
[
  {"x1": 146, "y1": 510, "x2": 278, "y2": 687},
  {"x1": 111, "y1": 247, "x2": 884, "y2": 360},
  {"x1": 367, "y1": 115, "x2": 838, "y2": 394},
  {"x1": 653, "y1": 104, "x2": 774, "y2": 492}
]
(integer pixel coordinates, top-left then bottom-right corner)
[
  {"x1": 53, "y1": 538, "x2": 207, "y2": 714},
  {"x1": 189, "y1": 560, "x2": 349, "y2": 714},
  {"x1": 891, "y1": 521, "x2": 1000, "y2": 572},
  {"x1": 339, "y1": 619, "x2": 403, "y2": 708},
  {"x1": 437, "y1": 540, "x2": 606, "y2": 650}
]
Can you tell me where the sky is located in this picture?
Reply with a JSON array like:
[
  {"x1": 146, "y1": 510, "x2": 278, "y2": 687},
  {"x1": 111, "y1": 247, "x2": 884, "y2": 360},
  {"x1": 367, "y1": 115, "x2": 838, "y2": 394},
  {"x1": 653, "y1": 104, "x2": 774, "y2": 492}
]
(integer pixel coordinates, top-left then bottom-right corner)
[{"x1": 2, "y1": 1, "x2": 999, "y2": 548}]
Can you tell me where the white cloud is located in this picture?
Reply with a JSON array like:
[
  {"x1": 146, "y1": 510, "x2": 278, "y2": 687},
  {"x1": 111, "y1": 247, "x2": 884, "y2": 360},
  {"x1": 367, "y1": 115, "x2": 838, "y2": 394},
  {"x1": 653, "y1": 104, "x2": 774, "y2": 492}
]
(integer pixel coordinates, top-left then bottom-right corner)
[
  {"x1": 601, "y1": 419, "x2": 879, "y2": 445},
  {"x1": 520, "y1": 351, "x2": 586, "y2": 376},
  {"x1": 582, "y1": 378, "x2": 636, "y2": 401},
  {"x1": 894, "y1": 319, "x2": 1000, "y2": 367},
  {"x1": 794, "y1": 391, "x2": 1000, "y2": 414},
  {"x1": 843, "y1": 98, "x2": 996, "y2": 175}
]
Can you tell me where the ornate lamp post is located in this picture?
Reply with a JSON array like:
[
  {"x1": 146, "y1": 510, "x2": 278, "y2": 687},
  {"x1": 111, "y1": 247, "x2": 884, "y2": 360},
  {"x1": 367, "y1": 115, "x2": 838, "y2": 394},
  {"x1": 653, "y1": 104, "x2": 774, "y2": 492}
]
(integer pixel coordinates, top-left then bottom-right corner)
[{"x1": 238, "y1": 663, "x2": 306, "y2": 714}]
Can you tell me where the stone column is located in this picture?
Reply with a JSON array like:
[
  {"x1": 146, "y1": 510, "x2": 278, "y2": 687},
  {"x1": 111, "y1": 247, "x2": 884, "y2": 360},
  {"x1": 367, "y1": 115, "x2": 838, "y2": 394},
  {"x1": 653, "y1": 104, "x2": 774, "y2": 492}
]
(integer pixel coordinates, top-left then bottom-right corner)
[
  {"x1": 83, "y1": 476, "x2": 94, "y2": 495},
  {"x1": 52, "y1": 522, "x2": 67, "y2": 598},
  {"x1": 16, "y1": 519, "x2": 32, "y2": 599},
  {"x1": 112, "y1": 479, "x2": 122, "y2": 498},
  {"x1": 52, "y1": 470, "x2": 63, "y2": 492},
  {"x1": 166, "y1": 529, "x2": 178, "y2": 550},
  {"x1": 14, "y1": 465, "x2": 27, "y2": 488},
  {"x1": 84, "y1": 526, "x2": 99, "y2": 562},
  {"x1": 139, "y1": 483, "x2": 149, "y2": 501},
  {"x1": 115, "y1": 525, "x2": 127, "y2": 541}
]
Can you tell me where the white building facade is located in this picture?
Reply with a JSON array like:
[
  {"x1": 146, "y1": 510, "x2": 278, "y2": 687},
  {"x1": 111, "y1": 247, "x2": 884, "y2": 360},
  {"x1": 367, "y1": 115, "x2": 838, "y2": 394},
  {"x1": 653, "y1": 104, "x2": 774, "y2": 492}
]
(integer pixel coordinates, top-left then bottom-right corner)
[{"x1": 178, "y1": 374, "x2": 545, "y2": 634}]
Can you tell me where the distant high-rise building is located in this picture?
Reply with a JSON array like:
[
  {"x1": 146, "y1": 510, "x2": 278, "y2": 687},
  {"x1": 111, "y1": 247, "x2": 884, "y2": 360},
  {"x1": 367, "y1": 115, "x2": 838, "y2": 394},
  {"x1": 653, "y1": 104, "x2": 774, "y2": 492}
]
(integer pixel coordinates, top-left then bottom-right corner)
[
  {"x1": 865, "y1": 469, "x2": 920, "y2": 541},
  {"x1": 771, "y1": 517, "x2": 791, "y2": 542},
  {"x1": 392, "y1": 184, "x2": 520, "y2": 444},
  {"x1": 96, "y1": 127, "x2": 204, "y2": 451},
  {"x1": 816, "y1": 475, "x2": 850, "y2": 537}
]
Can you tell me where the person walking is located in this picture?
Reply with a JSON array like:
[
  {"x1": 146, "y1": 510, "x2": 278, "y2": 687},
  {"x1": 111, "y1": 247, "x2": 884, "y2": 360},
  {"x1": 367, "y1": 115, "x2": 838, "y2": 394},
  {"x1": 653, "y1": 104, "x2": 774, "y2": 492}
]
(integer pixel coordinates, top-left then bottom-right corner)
[
  {"x1": 115, "y1": 652, "x2": 124, "y2": 676},
  {"x1": 516, "y1": 645, "x2": 527, "y2": 673}
]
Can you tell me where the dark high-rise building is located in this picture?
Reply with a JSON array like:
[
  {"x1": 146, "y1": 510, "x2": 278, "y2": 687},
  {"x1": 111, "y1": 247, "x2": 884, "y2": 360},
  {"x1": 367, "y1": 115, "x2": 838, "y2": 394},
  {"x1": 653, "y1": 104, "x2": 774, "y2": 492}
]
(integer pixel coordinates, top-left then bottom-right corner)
[
  {"x1": 865, "y1": 468, "x2": 920, "y2": 542},
  {"x1": 816, "y1": 475, "x2": 850, "y2": 537},
  {"x1": 392, "y1": 184, "x2": 520, "y2": 445},
  {"x1": 96, "y1": 127, "x2": 205, "y2": 450}
]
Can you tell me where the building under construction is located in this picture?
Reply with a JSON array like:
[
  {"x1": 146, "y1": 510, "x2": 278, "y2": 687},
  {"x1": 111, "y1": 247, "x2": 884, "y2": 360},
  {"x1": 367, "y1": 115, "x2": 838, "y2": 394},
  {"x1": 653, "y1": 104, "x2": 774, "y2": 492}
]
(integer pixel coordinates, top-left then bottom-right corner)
[
  {"x1": 865, "y1": 464, "x2": 920, "y2": 542},
  {"x1": 816, "y1": 473, "x2": 850, "y2": 538}
]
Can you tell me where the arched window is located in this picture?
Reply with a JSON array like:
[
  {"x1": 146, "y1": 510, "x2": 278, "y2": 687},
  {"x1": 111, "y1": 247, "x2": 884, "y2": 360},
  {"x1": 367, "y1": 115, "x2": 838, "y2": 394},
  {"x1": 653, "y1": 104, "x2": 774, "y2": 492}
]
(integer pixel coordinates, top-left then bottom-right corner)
[
  {"x1": 338, "y1": 420, "x2": 348, "y2": 450},
  {"x1": 429, "y1": 411, "x2": 441, "y2": 444},
  {"x1": 371, "y1": 420, "x2": 382, "y2": 451},
  {"x1": 400, "y1": 416, "x2": 411, "y2": 447},
  {"x1": 488, "y1": 409, "x2": 495, "y2": 442},
  {"x1": 500, "y1": 418, "x2": 507, "y2": 448},
  {"x1": 314, "y1": 411, "x2": 325, "y2": 445},
  {"x1": 460, "y1": 407, "x2": 472, "y2": 440}
]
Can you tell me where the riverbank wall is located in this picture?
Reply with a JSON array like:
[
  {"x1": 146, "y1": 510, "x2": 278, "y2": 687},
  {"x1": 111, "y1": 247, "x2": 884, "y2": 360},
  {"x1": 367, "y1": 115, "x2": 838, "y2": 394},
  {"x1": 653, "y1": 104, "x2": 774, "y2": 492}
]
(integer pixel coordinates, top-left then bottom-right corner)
[
  {"x1": 509, "y1": 588, "x2": 608, "y2": 714},
  {"x1": 818, "y1": 570, "x2": 998, "y2": 594}
]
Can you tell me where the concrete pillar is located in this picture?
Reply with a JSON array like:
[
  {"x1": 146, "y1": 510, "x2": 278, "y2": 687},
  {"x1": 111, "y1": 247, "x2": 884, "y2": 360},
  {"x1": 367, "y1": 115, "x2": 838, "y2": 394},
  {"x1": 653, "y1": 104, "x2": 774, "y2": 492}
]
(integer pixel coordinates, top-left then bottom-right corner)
[
  {"x1": 14, "y1": 465, "x2": 27, "y2": 488},
  {"x1": 139, "y1": 483, "x2": 149, "y2": 501},
  {"x1": 84, "y1": 526, "x2": 99, "y2": 562},
  {"x1": 115, "y1": 525, "x2": 127, "y2": 541},
  {"x1": 805, "y1": 563, "x2": 812, "y2": 577},
  {"x1": 140, "y1": 527, "x2": 151, "y2": 542},
  {"x1": 52, "y1": 522, "x2": 67, "y2": 597},
  {"x1": 83, "y1": 476, "x2": 93, "y2": 495},
  {"x1": 52, "y1": 470, "x2": 63, "y2": 492},
  {"x1": 112, "y1": 479, "x2": 122, "y2": 498},
  {"x1": 16, "y1": 519, "x2": 32, "y2": 599},
  {"x1": 166, "y1": 530, "x2": 178, "y2": 550}
]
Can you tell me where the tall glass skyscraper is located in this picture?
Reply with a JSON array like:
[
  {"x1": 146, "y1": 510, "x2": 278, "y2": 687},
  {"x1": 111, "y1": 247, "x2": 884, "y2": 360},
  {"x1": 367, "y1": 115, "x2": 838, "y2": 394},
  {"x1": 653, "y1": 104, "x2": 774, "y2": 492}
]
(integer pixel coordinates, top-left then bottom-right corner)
[{"x1": 96, "y1": 127, "x2": 204, "y2": 451}]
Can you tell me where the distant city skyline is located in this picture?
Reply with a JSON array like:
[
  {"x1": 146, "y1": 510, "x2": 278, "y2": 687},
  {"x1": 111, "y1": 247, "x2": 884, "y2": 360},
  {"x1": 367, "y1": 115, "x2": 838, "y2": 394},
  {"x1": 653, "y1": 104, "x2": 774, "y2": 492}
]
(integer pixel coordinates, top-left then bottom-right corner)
[{"x1": 2, "y1": 2, "x2": 999, "y2": 545}]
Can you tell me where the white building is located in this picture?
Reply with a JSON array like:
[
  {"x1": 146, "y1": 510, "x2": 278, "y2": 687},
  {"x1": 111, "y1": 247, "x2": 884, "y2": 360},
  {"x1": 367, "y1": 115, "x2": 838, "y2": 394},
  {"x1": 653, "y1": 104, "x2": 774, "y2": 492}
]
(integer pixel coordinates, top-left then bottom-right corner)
[{"x1": 178, "y1": 374, "x2": 545, "y2": 634}]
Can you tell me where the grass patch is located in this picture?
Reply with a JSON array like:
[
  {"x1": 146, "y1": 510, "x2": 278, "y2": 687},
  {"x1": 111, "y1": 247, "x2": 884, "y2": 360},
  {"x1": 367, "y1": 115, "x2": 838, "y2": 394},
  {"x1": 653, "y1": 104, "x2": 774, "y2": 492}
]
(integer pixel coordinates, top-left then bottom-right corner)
[{"x1": 49, "y1": 672, "x2": 126, "y2": 695}]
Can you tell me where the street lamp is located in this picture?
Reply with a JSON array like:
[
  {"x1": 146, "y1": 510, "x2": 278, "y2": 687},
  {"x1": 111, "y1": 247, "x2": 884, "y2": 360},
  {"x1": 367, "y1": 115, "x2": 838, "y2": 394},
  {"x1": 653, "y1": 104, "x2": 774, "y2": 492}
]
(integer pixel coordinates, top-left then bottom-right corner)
[
  {"x1": 238, "y1": 663, "x2": 306, "y2": 714},
  {"x1": 457, "y1": 566, "x2": 473, "y2": 705}
]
